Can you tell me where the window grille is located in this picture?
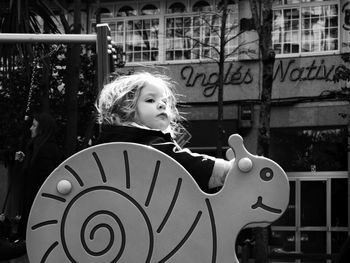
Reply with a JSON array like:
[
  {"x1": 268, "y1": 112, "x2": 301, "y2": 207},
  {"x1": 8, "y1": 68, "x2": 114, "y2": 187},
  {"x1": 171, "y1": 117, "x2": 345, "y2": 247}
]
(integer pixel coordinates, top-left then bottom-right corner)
[{"x1": 272, "y1": 0, "x2": 339, "y2": 56}]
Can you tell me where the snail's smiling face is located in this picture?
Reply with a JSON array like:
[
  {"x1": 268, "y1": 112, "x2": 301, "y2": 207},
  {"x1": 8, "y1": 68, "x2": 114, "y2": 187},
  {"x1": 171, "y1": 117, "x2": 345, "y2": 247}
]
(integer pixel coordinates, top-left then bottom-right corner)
[
  {"x1": 226, "y1": 135, "x2": 290, "y2": 227},
  {"x1": 241, "y1": 158, "x2": 289, "y2": 227}
]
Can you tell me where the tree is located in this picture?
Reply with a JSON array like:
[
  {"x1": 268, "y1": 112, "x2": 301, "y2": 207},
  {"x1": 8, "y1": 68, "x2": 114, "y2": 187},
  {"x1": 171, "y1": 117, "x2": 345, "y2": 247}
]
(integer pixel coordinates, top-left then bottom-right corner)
[
  {"x1": 332, "y1": 52, "x2": 350, "y2": 122},
  {"x1": 182, "y1": 0, "x2": 244, "y2": 157},
  {"x1": 331, "y1": 55, "x2": 350, "y2": 244},
  {"x1": 249, "y1": 1, "x2": 275, "y2": 262},
  {"x1": 0, "y1": 0, "x2": 61, "y2": 112},
  {"x1": 179, "y1": 3, "x2": 274, "y2": 260},
  {"x1": 0, "y1": 0, "x2": 100, "y2": 158},
  {"x1": 179, "y1": 2, "x2": 274, "y2": 260},
  {"x1": 0, "y1": 0, "x2": 61, "y2": 151},
  {"x1": 216, "y1": 0, "x2": 232, "y2": 158}
]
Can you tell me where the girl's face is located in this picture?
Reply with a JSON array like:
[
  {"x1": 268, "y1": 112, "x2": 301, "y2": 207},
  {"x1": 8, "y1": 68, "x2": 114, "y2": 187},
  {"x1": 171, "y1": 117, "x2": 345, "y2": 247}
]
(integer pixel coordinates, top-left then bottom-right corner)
[
  {"x1": 134, "y1": 82, "x2": 171, "y2": 131},
  {"x1": 30, "y1": 119, "x2": 39, "y2": 138}
]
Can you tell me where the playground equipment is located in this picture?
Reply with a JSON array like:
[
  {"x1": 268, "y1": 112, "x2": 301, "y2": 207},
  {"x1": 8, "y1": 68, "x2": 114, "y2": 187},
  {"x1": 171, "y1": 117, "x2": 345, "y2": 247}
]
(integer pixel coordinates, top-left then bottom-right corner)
[
  {"x1": 26, "y1": 134, "x2": 289, "y2": 263},
  {"x1": 0, "y1": 23, "x2": 116, "y2": 91},
  {"x1": 0, "y1": 25, "x2": 117, "y2": 259}
]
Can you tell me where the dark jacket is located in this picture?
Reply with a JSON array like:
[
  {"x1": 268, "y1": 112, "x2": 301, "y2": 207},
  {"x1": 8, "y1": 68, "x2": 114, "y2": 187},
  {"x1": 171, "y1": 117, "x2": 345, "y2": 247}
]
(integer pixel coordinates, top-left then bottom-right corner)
[
  {"x1": 23, "y1": 139, "x2": 61, "y2": 193},
  {"x1": 16, "y1": 138, "x2": 61, "y2": 238},
  {"x1": 97, "y1": 125, "x2": 215, "y2": 192}
]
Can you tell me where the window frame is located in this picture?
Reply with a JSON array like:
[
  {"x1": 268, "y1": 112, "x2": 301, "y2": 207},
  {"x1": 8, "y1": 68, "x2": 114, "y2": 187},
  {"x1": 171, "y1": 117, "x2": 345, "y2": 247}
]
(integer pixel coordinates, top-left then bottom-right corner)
[
  {"x1": 163, "y1": 15, "x2": 239, "y2": 63},
  {"x1": 114, "y1": 14, "x2": 162, "y2": 64},
  {"x1": 91, "y1": 4, "x2": 115, "y2": 19},
  {"x1": 192, "y1": 0, "x2": 213, "y2": 12},
  {"x1": 117, "y1": 5, "x2": 138, "y2": 17},
  {"x1": 89, "y1": 0, "x2": 242, "y2": 65},
  {"x1": 272, "y1": 0, "x2": 340, "y2": 58},
  {"x1": 166, "y1": 1, "x2": 187, "y2": 14},
  {"x1": 271, "y1": 172, "x2": 348, "y2": 259},
  {"x1": 140, "y1": 3, "x2": 161, "y2": 15},
  {"x1": 163, "y1": 0, "x2": 240, "y2": 63}
]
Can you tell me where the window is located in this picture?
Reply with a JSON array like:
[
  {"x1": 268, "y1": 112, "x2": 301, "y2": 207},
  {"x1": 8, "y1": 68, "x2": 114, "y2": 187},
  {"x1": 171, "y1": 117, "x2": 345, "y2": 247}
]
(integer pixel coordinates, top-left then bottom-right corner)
[
  {"x1": 165, "y1": 0, "x2": 239, "y2": 61},
  {"x1": 112, "y1": 3, "x2": 160, "y2": 63},
  {"x1": 141, "y1": 4, "x2": 160, "y2": 15},
  {"x1": 93, "y1": 6, "x2": 114, "y2": 18},
  {"x1": 165, "y1": 16, "x2": 192, "y2": 60},
  {"x1": 123, "y1": 19, "x2": 159, "y2": 62},
  {"x1": 192, "y1": 0, "x2": 212, "y2": 12},
  {"x1": 271, "y1": 173, "x2": 348, "y2": 262},
  {"x1": 117, "y1": 6, "x2": 137, "y2": 17},
  {"x1": 97, "y1": 7, "x2": 114, "y2": 18},
  {"x1": 331, "y1": 178, "x2": 348, "y2": 227},
  {"x1": 167, "y1": 2, "x2": 186, "y2": 13},
  {"x1": 301, "y1": 181, "x2": 327, "y2": 226},
  {"x1": 272, "y1": 0, "x2": 339, "y2": 56},
  {"x1": 270, "y1": 127, "x2": 347, "y2": 172},
  {"x1": 112, "y1": 19, "x2": 159, "y2": 63},
  {"x1": 94, "y1": 1, "x2": 240, "y2": 64}
]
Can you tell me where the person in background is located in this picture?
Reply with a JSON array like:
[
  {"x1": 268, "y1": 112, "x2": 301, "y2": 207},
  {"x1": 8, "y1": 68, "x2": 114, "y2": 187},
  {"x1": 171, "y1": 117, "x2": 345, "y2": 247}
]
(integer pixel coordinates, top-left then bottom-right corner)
[
  {"x1": 16, "y1": 112, "x2": 62, "y2": 239},
  {"x1": 95, "y1": 71, "x2": 233, "y2": 193}
]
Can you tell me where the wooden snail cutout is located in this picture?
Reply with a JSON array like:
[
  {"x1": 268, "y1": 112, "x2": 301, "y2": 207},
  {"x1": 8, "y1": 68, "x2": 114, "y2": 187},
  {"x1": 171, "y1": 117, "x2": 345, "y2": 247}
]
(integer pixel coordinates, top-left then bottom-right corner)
[{"x1": 27, "y1": 134, "x2": 289, "y2": 263}]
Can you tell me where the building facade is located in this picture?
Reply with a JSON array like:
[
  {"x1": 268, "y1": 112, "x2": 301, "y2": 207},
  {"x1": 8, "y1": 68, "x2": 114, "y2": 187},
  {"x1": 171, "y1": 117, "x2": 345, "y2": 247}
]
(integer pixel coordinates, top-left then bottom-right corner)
[{"x1": 85, "y1": 0, "x2": 349, "y2": 261}]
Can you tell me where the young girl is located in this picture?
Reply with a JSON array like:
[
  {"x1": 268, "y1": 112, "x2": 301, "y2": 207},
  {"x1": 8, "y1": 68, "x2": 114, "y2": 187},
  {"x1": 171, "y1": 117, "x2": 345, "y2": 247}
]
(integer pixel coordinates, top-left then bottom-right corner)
[{"x1": 96, "y1": 72, "x2": 232, "y2": 193}]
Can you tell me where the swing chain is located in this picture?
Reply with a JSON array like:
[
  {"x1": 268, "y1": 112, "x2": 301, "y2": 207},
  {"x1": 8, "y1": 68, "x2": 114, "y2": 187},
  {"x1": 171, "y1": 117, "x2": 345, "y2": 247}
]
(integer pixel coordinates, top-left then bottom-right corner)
[
  {"x1": 24, "y1": 57, "x2": 40, "y2": 121},
  {"x1": 24, "y1": 44, "x2": 63, "y2": 121}
]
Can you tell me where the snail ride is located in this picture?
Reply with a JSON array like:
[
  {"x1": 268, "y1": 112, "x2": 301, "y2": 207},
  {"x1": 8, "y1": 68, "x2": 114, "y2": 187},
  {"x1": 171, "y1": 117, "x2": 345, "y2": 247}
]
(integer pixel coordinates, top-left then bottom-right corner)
[{"x1": 26, "y1": 134, "x2": 289, "y2": 263}]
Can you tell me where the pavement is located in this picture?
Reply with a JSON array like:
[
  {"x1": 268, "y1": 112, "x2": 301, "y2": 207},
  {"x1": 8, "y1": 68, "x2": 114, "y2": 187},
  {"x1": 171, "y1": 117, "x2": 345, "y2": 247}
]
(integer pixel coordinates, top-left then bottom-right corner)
[
  {"x1": 0, "y1": 164, "x2": 28, "y2": 263},
  {"x1": 0, "y1": 254, "x2": 28, "y2": 263}
]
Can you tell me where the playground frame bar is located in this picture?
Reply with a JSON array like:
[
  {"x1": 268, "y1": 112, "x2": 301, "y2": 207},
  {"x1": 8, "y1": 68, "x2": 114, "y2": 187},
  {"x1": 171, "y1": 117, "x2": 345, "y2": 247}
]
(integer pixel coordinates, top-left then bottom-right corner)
[
  {"x1": 0, "y1": 33, "x2": 96, "y2": 44},
  {"x1": 0, "y1": 23, "x2": 111, "y2": 90}
]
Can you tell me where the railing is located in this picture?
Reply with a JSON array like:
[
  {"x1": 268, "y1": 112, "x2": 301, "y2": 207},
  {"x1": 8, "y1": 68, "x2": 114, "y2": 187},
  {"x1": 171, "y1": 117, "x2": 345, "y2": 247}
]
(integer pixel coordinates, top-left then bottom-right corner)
[{"x1": 269, "y1": 251, "x2": 339, "y2": 261}]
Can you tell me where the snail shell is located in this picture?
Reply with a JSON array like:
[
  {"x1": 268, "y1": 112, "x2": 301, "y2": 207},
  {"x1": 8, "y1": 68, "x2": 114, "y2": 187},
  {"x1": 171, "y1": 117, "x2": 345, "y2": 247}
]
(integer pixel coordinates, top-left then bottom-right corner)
[
  {"x1": 27, "y1": 135, "x2": 289, "y2": 263},
  {"x1": 27, "y1": 143, "x2": 220, "y2": 262}
]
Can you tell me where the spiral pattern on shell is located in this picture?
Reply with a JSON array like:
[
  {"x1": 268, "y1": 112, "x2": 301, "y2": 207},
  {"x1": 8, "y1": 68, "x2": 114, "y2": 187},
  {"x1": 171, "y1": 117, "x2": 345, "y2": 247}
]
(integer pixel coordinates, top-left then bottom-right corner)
[
  {"x1": 29, "y1": 185, "x2": 156, "y2": 262},
  {"x1": 59, "y1": 186, "x2": 154, "y2": 262}
]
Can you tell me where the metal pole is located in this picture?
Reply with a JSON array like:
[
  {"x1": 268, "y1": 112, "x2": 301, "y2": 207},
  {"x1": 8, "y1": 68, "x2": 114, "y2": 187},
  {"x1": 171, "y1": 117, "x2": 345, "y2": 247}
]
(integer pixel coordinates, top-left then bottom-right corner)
[
  {"x1": 0, "y1": 33, "x2": 96, "y2": 44},
  {"x1": 96, "y1": 23, "x2": 111, "y2": 91},
  {"x1": 0, "y1": 23, "x2": 111, "y2": 91}
]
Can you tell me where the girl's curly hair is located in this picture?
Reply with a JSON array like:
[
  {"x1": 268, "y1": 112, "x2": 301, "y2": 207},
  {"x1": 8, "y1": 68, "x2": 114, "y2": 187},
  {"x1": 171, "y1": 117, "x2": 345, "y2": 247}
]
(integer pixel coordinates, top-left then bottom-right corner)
[{"x1": 96, "y1": 71, "x2": 183, "y2": 136}]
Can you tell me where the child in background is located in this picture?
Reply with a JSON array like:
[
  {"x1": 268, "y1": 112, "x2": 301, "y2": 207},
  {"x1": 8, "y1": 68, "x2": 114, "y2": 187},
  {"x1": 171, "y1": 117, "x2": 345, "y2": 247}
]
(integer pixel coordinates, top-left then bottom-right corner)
[{"x1": 95, "y1": 72, "x2": 232, "y2": 193}]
